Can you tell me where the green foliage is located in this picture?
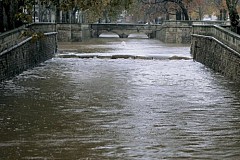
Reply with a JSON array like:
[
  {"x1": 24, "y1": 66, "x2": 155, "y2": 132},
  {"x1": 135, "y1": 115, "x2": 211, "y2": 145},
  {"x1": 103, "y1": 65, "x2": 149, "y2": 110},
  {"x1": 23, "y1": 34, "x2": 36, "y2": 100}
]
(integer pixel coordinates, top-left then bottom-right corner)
[
  {"x1": 31, "y1": 32, "x2": 45, "y2": 42},
  {"x1": 13, "y1": 0, "x2": 35, "y2": 24},
  {"x1": 20, "y1": 29, "x2": 45, "y2": 42},
  {"x1": 2, "y1": 0, "x2": 135, "y2": 30},
  {"x1": 15, "y1": 12, "x2": 32, "y2": 23}
]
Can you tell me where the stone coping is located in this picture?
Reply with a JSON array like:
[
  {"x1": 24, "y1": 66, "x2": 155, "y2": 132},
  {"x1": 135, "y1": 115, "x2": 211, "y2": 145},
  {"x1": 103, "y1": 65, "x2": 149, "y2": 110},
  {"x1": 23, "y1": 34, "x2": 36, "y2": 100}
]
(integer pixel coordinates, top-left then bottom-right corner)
[
  {"x1": 192, "y1": 24, "x2": 240, "y2": 53},
  {"x1": 0, "y1": 32, "x2": 57, "y2": 56},
  {"x1": 192, "y1": 34, "x2": 240, "y2": 58}
]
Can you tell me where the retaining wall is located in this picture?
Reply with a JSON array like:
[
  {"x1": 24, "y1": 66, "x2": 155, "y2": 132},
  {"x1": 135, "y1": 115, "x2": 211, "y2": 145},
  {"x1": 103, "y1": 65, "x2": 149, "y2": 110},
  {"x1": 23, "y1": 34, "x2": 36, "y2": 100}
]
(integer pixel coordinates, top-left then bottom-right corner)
[
  {"x1": 0, "y1": 23, "x2": 57, "y2": 82},
  {"x1": 57, "y1": 24, "x2": 91, "y2": 42},
  {"x1": 155, "y1": 21, "x2": 229, "y2": 44},
  {"x1": 155, "y1": 21, "x2": 192, "y2": 43},
  {"x1": 191, "y1": 25, "x2": 240, "y2": 82}
]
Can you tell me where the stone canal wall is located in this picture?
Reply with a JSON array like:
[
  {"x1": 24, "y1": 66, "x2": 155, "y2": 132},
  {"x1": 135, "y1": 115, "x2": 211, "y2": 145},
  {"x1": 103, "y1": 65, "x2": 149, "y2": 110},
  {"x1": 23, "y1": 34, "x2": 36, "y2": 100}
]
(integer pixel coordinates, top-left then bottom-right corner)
[
  {"x1": 191, "y1": 25, "x2": 240, "y2": 82},
  {"x1": 155, "y1": 21, "x2": 229, "y2": 44},
  {"x1": 0, "y1": 23, "x2": 57, "y2": 82},
  {"x1": 57, "y1": 24, "x2": 91, "y2": 42},
  {"x1": 155, "y1": 21, "x2": 192, "y2": 44}
]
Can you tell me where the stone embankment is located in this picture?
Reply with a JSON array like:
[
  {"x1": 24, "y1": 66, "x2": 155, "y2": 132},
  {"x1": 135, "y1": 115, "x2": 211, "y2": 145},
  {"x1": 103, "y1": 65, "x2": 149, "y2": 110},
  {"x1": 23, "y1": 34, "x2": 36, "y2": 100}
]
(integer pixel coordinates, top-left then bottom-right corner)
[
  {"x1": 191, "y1": 24, "x2": 240, "y2": 82},
  {"x1": 0, "y1": 23, "x2": 57, "y2": 82},
  {"x1": 57, "y1": 24, "x2": 91, "y2": 42}
]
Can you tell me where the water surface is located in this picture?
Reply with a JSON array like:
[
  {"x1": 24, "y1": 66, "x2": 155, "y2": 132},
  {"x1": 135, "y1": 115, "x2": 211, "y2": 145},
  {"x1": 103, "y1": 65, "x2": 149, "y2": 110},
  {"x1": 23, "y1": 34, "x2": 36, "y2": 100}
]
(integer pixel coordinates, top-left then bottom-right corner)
[{"x1": 1, "y1": 34, "x2": 240, "y2": 159}]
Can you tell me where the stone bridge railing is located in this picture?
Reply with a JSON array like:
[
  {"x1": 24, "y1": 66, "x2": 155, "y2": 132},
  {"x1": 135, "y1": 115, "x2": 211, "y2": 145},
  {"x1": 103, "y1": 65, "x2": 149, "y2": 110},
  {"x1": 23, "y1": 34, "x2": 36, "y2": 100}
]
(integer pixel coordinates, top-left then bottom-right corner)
[
  {"x1": 89, "y1": 23, "x2": 162, "y2": 38},
  {"x1": 192, "y1": 24, "x2": 239, "y2": 53},
  {"x1": 56, "y1": 21, "x2": 229, "y2": 42},
  {"x1": 89, "y1": 21, "x2": 228, "y2": 41}
]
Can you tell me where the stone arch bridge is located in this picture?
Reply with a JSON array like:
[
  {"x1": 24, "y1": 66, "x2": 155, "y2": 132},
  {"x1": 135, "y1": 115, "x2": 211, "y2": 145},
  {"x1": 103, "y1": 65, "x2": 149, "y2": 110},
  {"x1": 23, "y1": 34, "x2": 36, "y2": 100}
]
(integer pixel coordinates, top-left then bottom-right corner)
[{"x1": 89, "y1": 23, "x2": 162, "y2": 38}]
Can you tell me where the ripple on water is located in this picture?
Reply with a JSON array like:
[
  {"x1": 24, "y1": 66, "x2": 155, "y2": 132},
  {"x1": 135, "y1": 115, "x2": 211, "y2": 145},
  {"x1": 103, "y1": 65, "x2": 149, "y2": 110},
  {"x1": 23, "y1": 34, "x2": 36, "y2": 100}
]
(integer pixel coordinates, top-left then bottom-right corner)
[{"x1": 1, "y1": 37, "x2": 240, "y2": 159}]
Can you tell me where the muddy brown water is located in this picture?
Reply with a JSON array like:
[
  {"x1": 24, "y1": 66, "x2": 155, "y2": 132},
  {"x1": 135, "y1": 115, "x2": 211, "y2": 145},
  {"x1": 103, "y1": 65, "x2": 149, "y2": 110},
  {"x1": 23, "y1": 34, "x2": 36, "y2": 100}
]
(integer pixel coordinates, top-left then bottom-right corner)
[{"x1": 1, "y1": 34, "x2": 240, "y2": 159}]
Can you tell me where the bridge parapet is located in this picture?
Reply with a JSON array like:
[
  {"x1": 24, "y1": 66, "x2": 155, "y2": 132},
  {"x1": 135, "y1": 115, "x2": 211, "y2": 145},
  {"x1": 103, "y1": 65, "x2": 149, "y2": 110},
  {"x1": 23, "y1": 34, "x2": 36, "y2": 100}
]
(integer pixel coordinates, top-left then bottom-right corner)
[
  {"x1": 191, "y1": 24, "x2": 240, "y2": 82},
  {"x1": 55, "y1": 21, "x2": 229, "y2": 42},
  {"x1": 192, "y1": 24, "x2": 239, "y2": 52},
  {"x1": 90, "y1": 23, "x2": 162, "y2": 38},
  {"x1": 163, "y1": 20, "x2": 229, "y2": 26}
]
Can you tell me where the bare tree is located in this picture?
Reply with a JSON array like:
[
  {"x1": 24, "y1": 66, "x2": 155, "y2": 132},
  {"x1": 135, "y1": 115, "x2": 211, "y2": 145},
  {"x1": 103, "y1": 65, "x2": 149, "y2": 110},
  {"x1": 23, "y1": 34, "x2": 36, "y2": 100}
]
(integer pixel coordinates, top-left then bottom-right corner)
[{"x1": 141, "y1": 0, "x2": 190, "y2": 20}]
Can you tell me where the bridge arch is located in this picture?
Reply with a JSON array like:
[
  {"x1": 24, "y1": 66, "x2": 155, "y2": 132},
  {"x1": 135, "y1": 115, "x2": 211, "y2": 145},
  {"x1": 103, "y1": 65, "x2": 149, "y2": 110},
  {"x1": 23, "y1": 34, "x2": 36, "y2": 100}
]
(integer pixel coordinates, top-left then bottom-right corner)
[
  {"x1": 128, "y1": 33, "x2": 149, "y2": 39},
  {"x1": 99, "y1": 32, "x2": 119, "y2": 38},
  {"x1": 90, "y1": 23, "x2": 162, "y2": 39},
  {"x1": 94, "y1": 30, "x2": 129, "y2": 38},
  {"x1": 92, "y1": 29, "x2": 154, "y2": 38}
]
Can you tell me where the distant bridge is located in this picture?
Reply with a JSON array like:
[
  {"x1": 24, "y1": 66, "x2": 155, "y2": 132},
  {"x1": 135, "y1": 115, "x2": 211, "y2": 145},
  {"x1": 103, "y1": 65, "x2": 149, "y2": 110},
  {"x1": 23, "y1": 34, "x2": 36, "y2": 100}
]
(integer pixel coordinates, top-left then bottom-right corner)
[
  {"x1": 89, "y1": 23, "x2": 163, "y2": 38},
  {"x1": 57, "y1": 21, "x2": 229, "y2": 42}
]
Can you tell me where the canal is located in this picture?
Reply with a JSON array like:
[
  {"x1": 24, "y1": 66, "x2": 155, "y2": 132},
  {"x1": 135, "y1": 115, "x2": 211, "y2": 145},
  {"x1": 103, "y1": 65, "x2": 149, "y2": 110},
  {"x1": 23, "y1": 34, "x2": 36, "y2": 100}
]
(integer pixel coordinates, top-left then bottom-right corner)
[{"x1": 0, "y1": 34, "x2": 240, "y2": 159}]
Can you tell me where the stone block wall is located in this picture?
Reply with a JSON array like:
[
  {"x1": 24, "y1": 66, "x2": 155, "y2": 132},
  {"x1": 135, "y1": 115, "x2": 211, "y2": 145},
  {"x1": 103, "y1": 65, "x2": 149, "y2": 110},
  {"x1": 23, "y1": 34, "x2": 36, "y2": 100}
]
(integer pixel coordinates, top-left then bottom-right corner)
[
  {"x1": 155, "y1": 21, "x2": 192, "y2": 43},
  {"x1": 0, "y1": 33, "x2": 57, "y2": 82},
  {"x1": 191, "y1": 34, "x2": 240, "y2": 82},
  {"x1": 57, "y1": 24, "x2": 91, "y2": 42},
  {"x1": 29, "y1": 23, "x2": 56, "y2": 33},
  {"x1": 0, "y1": 23, "x2": 56, "y2": 54},
  {"x1": 0, "y1": 27, "x2": 26, "y2": 54},
  {"x1": 56, "y1": 24, "x2": 71, "y2": 41},
  {"x1": 192, "y1": 25, "x2": 238, "y2": 52}
]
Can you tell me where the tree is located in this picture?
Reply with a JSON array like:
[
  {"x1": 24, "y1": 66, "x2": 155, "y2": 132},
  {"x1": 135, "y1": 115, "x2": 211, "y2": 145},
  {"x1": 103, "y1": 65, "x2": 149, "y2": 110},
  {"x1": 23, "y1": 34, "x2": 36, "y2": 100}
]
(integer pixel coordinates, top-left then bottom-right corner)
[
  {"x1": 2, "y1": 0, "x2": 26, "y2": 31},
  {"x1": 188, "y1": 0, "x2": 207, "y2": 20},
  {"x1": 226, "y1": 0, "x2": 239, "y2": 33},
  {"x1": 53, "y1": 0, "x2": 133, "y2": 23},
  {"x1": 213, "y1": 0, "x2": 228, "y2": 20},
  {"x1": 0, "y1": 0, "x2": 134, "y2": 31},
  {"x1": 140, "y1": 0, "x2": 191, "y2": 20},
  {"x1": 0, "y1": 0, "x2": 3, "y2": 32}
]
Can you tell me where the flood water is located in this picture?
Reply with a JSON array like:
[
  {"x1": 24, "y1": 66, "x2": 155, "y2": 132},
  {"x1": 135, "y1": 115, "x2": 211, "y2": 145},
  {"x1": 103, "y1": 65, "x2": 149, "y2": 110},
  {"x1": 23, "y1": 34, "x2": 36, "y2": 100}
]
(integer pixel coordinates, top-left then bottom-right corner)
[{"x1": 1, "y1": 34, "x2": 240, "y2": 159}]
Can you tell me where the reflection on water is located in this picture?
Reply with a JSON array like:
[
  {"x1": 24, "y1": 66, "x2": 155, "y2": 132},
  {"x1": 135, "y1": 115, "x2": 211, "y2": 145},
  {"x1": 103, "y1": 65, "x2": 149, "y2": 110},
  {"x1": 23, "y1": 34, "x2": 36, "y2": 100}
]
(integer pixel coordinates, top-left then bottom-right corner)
[{"x1": 1, "y1": 34, "x2": 240, "y2": 159}]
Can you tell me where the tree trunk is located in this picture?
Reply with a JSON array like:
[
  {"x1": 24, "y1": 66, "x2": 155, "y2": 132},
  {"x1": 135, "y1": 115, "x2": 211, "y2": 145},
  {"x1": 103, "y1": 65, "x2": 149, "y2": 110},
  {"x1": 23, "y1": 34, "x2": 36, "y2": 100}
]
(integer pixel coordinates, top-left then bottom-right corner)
[
  {"x1": 55, "y1": 0, "x2": 60, "y2": 23},
  {"x1": 176, "y1": 10, "x2": 182, "y2": 20},
  {"x1": 166, "y1": 0, "x2": 189, "y2": 20},
  {"x1": 178, "y1": 2, "x2": 189, "y2": 20},
  {"x1": 198, "y1": 7, "x2": 203, "y2": 20},
  {"x1": 226, "y1": 0, "x2": 239, "y2": 33},
  {"x1": 3, "y1": 0, "x2": 22, "y2": 31},
  {"x1": 0, "y1": 0, "x2": 3, "y2": 32},
  {"x1": 3, "y1": 3, "x2": 11, "y2": 30}
]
